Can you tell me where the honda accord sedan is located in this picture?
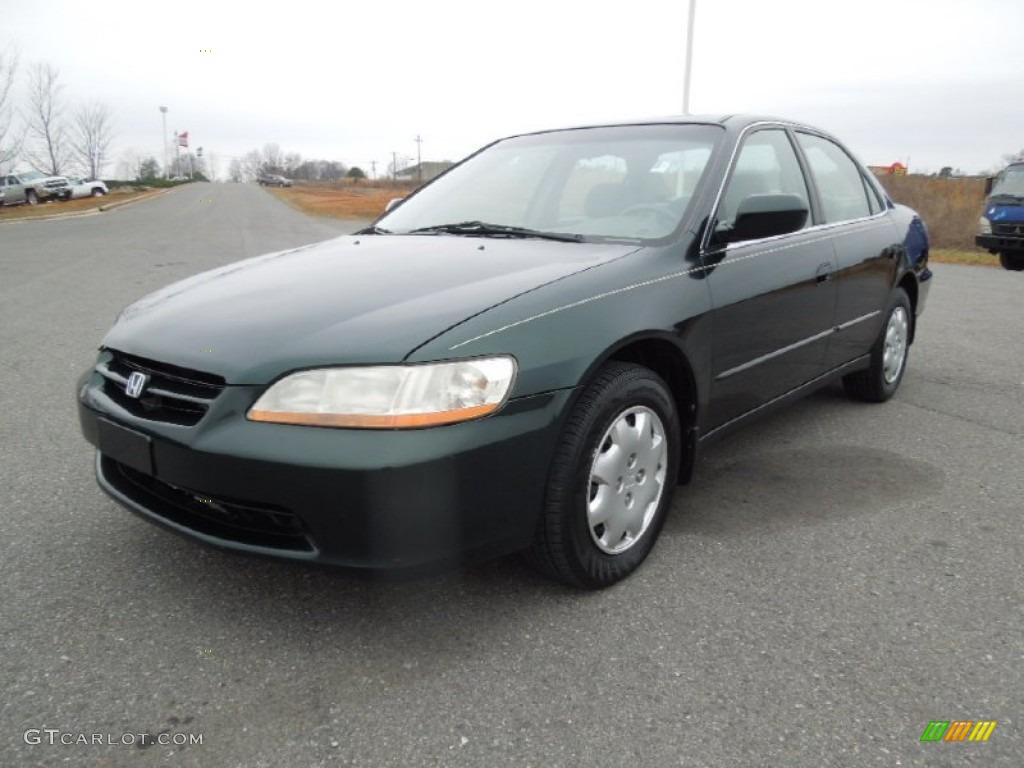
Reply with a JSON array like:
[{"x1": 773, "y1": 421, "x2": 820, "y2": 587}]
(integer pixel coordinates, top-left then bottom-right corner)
[{"x1": 77, "y1": 115, "x2": 932, "y2": 588}]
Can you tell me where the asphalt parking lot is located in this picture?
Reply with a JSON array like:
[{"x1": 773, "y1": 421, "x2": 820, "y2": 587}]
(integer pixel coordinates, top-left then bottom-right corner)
[{"x1": 1, "y1": 183, "x2": 1021, "y2": 767}]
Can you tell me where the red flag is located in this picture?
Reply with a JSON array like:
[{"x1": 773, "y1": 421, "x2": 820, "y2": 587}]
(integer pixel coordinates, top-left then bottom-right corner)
[{"x1": 178, "y1": 131, "x2": 189, "y2": 148}]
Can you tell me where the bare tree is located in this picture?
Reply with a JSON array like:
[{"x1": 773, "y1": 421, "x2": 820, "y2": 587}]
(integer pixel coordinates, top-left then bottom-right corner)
[
  {"x1": 228, "y1": 156, "x2": 244, "y2": 182},
  {"x1": 261, "y1": 142, "x2": 284, "y2": 174},
  {"x1": 116, "y1": 148, "x2": 140, "y2": 180},
  {"x1": 229, "y1": 149, "x2": 263, "y2": 182},
  {"x1": 0, "y1": 47, "x2": 19, "y2": 172},
  {"x1": 283, "y1": 151, "x2": 302, "y2": 175},
  {"x1": 243, "y1": 148, "x2": 263, "y2": 179},
  {"x1": 70, "y1": 101, "x2": 114, "y2": 179},
  {"x1": 24, "y1": 62, "x2": 69, "y2": 175}
]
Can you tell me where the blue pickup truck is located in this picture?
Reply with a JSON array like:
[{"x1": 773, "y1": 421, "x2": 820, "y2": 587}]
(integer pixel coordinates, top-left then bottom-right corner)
[{"x1": 976, "y1": 161, "x2": 1024, "y2": 271}]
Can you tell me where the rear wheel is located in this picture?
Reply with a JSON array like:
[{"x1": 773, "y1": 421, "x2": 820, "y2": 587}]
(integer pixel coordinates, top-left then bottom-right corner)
[
  {"x1": 25, "y1": 189, "x2": 38, "y2": 205},
  {"x1": 526, "y1": 362, "x2": 680, "y2": 589},
  {"x1": 843, "y1": 287, "x2": 911, "y2": 402},
  {"x1": 999, "y1": 252, "x2": 1024, "y2": 271}
]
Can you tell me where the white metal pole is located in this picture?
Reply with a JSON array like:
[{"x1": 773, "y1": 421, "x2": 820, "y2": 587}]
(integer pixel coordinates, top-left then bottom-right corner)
[
  {"x1": 682, "y1": 0, "x2": 696, "y2": 114},
  {"x1": 160, "y1": 106, "x2": 169, "y2": 179}
]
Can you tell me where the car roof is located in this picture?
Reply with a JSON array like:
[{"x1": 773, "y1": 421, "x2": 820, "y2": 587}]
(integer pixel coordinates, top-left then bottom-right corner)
[{"x1": 505, "y1": 114, "x2": 830, "y2": 141}]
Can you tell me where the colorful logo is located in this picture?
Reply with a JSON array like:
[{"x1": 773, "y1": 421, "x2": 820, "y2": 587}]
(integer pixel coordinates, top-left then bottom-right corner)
[{"x1": 920, "y1": 721, "x2": 997, "y2": 742}]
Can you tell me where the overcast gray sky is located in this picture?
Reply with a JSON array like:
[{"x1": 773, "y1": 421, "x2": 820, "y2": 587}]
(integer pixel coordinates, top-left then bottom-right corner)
[{"x1": 3, "y1": 0, "x2": 1022, "y2": 178}]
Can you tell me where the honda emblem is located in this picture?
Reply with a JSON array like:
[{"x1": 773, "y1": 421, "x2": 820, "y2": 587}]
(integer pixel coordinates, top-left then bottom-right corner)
[{"x1": 125, "y1": 371, "x2": 149, "y2": 399}]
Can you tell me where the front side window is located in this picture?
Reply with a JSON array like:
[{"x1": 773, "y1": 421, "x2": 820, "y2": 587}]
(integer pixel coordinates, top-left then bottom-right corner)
[
  {"x1": 796, "y1": 133, "x2": 873, "y2": 223},
  {"x1": 376, "y1": 124, "x2": 723, "y2": 243},
  {"x1": 716, "y1": 128, "x2": 810, "y2": 236}
]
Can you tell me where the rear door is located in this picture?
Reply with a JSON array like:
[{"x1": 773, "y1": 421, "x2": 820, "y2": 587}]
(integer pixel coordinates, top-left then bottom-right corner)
[
  {"x1": 701, "y1": 127, "x2": 838, "y2": 429},
  {"x1": 793, "y1": 132, "x2": 900, "y2": 369}
]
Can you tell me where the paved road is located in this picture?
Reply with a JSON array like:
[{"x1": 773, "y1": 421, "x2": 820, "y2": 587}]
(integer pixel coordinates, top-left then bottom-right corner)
[{"x1": 1, "y1": 184, "x2": 1021, "y2": 767}]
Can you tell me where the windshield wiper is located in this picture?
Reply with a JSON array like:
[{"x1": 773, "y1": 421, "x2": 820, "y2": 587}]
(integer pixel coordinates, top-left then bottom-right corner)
[
  {"x1": 407, "y1": 221, "x2": 582, "y2": 242},
  {"x1": 989, "y1": 192, "x2": 1024, "y2": 203},
  {"x1": 354, "y1": 225, "x2": 392, "y2": 235}
]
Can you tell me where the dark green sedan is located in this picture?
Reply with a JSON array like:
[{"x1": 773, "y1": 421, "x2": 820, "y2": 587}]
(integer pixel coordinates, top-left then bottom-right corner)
[{"x1": 77, "y1": 115, "x2": 932, "y2": 588}]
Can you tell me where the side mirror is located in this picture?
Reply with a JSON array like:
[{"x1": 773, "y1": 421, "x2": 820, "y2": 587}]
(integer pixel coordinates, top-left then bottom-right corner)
[
  {"x1": 725, "y1": 193, "x2": 809, "y2": 243},
  {"x1": 984, "y1": 177, "x2": 994, "y2": 195},
  {"x1": 385, "y1": 197, "x2": 404, "y2": 213}
]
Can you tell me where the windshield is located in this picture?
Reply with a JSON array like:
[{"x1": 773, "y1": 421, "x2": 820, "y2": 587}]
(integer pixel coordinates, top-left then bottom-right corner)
[
  {"x1": 377, "y1": 124, "x2": 723, "y2": 242},
  {"x1": 20, "y1": 171, "x2": 44, "y2": 181},
  {"x1": 991, "y1": 165, "x2": 1024, "y2": 198}
]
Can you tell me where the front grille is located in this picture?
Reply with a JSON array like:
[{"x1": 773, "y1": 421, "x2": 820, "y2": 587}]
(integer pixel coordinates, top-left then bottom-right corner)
[
  {"x1": 102, "y1": 456, "x2": 315, "y2": 552},
  {"x1": 992, "y1": 222, "x2": 1024, "y2": 236},
  {"x1": 97, "y1": 351, "x2": 225, "y2": 426}
]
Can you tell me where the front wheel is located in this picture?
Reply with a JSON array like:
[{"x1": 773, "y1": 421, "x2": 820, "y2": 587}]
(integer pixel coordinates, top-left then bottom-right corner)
[
  {"x1": 526, "y1": 362, "x2": 680, "y2": 589},
  {"x1": 91, "y1": 187, "x2": 105, "y2": 197},
  {"x1": 25, "y1": 189, "x2": 38, "y2": 205},
  {"x1": 843, "y1": 287, "x2": 912, "y2": 402},
  {"x1": 999, "y1": 253, "x2": 1024, "y2": 271}
]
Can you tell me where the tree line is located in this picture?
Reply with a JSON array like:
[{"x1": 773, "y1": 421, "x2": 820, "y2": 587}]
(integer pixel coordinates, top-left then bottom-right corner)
[
  {"x1": 0, "y1": 48, "x2": 114, "y2": 179},
  {"x1": 228, "y1": 142, "x2": 364, "y2": 183}
]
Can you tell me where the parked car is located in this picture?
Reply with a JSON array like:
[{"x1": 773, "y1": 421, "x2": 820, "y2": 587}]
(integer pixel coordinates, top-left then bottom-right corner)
[
  {"x1": 258, "y1": 174, "x2": 293, "y2": 187},
  {"x1": 77, "y1": 115, "x2": 932, "y2": 588},
  {"x1": 67, "y1": 177, "x2": 109, "y2": 199},
  {"x1": 0, "y1": 171, "x2": 71, "y2": 205}
]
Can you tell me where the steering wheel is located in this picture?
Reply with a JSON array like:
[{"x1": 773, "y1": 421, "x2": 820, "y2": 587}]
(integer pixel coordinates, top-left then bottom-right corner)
[{"x1": 619, "y1": 204, "x2": 677, "y2": 229}]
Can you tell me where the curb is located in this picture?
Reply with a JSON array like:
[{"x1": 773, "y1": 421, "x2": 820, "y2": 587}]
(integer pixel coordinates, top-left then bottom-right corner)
[{"x1": 0, "y1": 187, "x2": 175, "y2": 225}]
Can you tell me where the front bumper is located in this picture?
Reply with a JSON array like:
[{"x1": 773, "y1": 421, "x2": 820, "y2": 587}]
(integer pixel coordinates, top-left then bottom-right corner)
[
  {"x1": 78, "y1": 367, "x2": 571, "y2": 568},
  {"x1": 976, "y1": 234, "x2": 1024, "y2": 253}
]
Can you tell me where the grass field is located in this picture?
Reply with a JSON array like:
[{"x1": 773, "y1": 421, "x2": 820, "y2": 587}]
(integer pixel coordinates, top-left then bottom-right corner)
[
  {"x1": 929, "y1": 248, "x2": 1000, "y2": 267},
  {"x1": 269, "y1": 180, "x2": 420, "y2": 220}
]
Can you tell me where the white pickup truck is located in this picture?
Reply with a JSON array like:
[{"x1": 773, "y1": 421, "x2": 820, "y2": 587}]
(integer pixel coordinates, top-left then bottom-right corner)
[{"x1": 0, "y1": 171, "x2": 72, "y2": 206}]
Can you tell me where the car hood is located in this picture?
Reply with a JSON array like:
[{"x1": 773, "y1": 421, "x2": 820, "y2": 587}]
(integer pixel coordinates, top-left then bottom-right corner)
[
  {"x1": 104, "y1": 234, "x2": 638, "y2": 384},
  {"x1": 985, "y1": 201, "x2": 1024, "y2": 220}
]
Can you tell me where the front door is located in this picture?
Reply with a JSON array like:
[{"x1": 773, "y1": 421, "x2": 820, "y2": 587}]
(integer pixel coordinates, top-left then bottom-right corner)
[{"x1": 701, "y1": 128, "x2": 838, "y2": 430}]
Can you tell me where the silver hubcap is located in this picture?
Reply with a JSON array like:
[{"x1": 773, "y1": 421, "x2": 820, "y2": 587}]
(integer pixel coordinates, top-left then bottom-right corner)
[
  {"x1": 882, "y1": 306, "x2": 909, "y2": 384},
  {"x1": 587, "y1": 406, "x2": 668, "y2": 555}
]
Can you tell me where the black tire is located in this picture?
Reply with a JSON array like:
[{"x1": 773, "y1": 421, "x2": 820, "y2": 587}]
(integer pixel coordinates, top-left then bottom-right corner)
[
  {"x1": 843, "y1": 287, "x2": 912, "y2": 403},
  {"x1": 526, "y1": 362, "x2": 680, "y2": 589},
  {"x1": 25, "y1": 189, "x2": 38, "y2": 205},
  {"x1": 91, "y1": 187, "x2": 105, "y2": 197},
  {"x1": 999, "y1": 253, "x2": 1024, "y2": 271}
]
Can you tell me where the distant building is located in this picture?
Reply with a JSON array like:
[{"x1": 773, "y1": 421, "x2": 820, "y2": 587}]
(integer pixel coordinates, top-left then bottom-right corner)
[
  {"x1": 868, "y1": 162, "x2": 908, "y2": 176},
  {"x1": 396, "y1": 161, "x2": 455, "y2": 182}
]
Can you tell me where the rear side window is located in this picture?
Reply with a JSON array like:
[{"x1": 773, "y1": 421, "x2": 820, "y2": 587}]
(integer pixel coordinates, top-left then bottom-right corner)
[{"x1": 796, "y1": 133, "x2": 874, "y2": 223}]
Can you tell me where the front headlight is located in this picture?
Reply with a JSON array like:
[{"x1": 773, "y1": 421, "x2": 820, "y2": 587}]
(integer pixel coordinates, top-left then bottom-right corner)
[
  {"x1": 247, "y1": 356, "x2": 517, "y2": 428},
  {"x1": 978, "y1": 216, "x2": 992, "y2": 235}
]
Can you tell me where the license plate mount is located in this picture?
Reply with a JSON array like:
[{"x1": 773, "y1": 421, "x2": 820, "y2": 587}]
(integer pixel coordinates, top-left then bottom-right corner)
[{"x1": 97, "y1": 418, "x2": 154, "y2": 475}]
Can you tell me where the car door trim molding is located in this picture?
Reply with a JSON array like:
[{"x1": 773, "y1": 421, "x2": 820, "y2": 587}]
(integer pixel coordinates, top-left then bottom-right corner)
[
  {"x1": 836, "y1": 310, "x2": 881, "y2": 332},
  {"x1": 715, "y1": 328, "x2": 835, "y2": 381},
  {"x1": 715, "y1": 309, "x2": 881, "y2": 381}
]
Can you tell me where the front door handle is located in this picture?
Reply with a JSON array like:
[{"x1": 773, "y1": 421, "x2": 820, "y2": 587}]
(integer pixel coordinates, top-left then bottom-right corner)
[{"x1": 815, "y1": 262, "x2": 833, "y2": 284}]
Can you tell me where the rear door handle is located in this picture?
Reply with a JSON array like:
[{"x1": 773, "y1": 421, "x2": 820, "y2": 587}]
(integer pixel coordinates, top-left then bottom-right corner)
[{"x1": 815, "y1": 262, "x2": 833, "y2": 284}]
